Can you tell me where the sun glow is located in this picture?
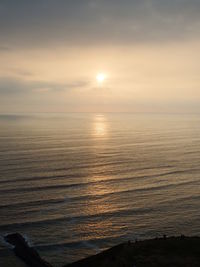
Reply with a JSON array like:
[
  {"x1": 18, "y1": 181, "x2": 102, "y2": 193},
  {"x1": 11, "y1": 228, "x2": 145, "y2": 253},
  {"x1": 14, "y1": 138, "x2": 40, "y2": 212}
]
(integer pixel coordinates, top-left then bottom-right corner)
[{"x1": 96, "y1": 73, "x2": 106, "y2": 83}]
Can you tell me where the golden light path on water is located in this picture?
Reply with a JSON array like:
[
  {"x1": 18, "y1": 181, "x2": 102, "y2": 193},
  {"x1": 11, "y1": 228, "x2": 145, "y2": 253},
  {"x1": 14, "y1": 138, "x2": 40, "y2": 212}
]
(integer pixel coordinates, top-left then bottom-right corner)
[
  {"x1": 80, "y1": 114, "x2": 119, "y2": 237},
  {"x1": 93, "y1": 115, "x2": 108, "y2": 137}
]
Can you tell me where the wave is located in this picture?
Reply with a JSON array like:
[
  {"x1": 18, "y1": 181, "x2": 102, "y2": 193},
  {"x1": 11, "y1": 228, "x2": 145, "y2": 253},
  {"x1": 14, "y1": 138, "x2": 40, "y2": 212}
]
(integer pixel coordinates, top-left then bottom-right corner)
[
  {"x1": 0, "y1": 197, "x2": 66, "y2": 210},
  {"x1": 35, "y1": 235, "x2": 123, "y2": 252},
  {"x1": 0, "y1": 168, "x2": 199, "y2": 195},
  {"x1": 0, "y1": 164, "x2": 174, "y2": 185},
  {"x1": 0, "y1": 206, "x2": 153, "y2": 231},
  {"x1": 0, "y1": 179, "x2": 199, "y2": 231}
]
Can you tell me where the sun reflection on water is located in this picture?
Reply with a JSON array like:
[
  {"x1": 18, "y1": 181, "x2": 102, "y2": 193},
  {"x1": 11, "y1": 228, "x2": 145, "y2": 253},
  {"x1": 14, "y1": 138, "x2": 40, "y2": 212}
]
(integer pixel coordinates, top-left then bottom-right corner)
[{"x1": 93, "y1": 115, "x2": 107, "y2": 137}]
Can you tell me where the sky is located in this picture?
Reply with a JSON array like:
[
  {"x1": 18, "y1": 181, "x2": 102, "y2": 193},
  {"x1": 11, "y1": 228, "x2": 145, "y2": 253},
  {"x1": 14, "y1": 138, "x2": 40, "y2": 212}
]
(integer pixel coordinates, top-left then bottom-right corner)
[{"x1": 0, "y1": 0, "x2": 200, "y2": 113}]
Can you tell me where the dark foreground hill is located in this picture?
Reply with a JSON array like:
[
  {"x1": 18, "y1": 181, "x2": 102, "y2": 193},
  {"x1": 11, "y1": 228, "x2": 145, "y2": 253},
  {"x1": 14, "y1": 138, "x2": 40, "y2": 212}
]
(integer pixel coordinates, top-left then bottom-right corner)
[
  {"x1": 65, "y1": 236, "x2": 200, "y2": 267},
  {"x1": 4, "y1": 234, "x2": 200, "y2": 267}
]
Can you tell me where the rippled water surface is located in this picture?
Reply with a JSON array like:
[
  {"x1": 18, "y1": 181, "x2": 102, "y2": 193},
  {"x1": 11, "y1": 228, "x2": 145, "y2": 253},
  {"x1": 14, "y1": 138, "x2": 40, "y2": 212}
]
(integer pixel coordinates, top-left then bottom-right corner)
[{"x1": 0, "y1": 113, "x2": 200, "y2": 266}]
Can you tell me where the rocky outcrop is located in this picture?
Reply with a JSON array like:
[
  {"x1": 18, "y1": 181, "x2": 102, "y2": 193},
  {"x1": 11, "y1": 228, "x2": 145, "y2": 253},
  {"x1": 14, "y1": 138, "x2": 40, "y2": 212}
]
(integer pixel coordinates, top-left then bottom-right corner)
[{"x1": 4, "y1": 233, "x2": 52, "y2": 267}]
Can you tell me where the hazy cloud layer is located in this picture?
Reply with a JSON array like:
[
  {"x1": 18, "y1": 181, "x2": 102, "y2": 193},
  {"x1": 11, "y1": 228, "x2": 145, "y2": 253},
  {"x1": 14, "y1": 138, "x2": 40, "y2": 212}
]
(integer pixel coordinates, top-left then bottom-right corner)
[
  {"x1": 1, "y1": 0, "x2": 200, "y2": 47},
  {"x1": 0, "y1": 1, "x2": 200, "y2": 113},
  {"x1": 0, "y1": 76, "x2": 89, "y2": 94}
]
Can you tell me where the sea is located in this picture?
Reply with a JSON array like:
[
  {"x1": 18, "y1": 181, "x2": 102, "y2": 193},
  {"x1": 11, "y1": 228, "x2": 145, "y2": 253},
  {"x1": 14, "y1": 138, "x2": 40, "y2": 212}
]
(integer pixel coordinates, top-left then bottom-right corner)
[{"x1": 0, "y1": 113, "x2": 200, "y2": 266}]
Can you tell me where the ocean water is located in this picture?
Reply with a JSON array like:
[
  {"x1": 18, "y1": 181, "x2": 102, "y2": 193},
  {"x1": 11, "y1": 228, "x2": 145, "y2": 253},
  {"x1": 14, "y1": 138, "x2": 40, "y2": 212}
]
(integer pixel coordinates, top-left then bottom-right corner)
[{"x1": 0, "y1": 113, "x2": 200, "y2": 266}]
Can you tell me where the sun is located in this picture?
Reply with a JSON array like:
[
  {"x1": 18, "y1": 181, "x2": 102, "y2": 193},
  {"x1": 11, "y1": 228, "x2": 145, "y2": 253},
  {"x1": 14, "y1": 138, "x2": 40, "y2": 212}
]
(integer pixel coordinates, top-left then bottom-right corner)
[{"x1": 96, "y1": 73, "x2": 106, "y2": 83}]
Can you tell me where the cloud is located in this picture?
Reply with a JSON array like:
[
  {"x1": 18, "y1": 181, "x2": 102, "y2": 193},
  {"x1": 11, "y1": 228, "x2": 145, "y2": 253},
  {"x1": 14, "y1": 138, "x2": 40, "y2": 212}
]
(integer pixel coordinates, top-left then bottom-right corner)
[
  {"x1": 0, "y1": 45, "x2": 10, "y2": 51},
  {"x1": 6, "y1": 68, "x2": 34, "y2": 77},
  {"x1": 0, "y1": 76, "x2": 89, "y2": 95},
  {"x1": 0, "y1": 0, "x2": 200, "y2": 48}
]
